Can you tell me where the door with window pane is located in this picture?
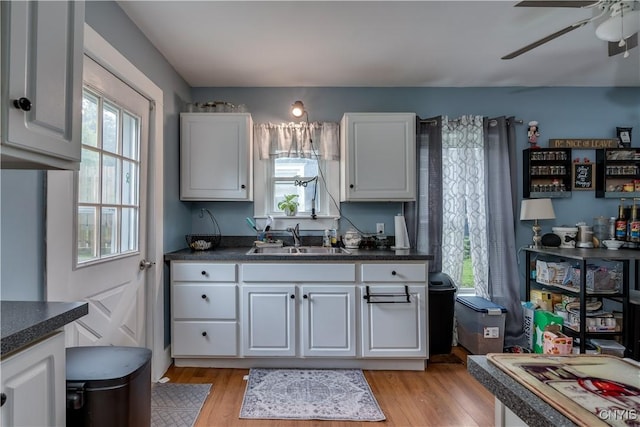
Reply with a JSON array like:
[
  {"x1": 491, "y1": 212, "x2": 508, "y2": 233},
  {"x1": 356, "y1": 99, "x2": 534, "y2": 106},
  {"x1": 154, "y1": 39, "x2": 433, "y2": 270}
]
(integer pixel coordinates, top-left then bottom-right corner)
[{"x1": 46, "y1": 56, "x2": 149, "y2": 348}]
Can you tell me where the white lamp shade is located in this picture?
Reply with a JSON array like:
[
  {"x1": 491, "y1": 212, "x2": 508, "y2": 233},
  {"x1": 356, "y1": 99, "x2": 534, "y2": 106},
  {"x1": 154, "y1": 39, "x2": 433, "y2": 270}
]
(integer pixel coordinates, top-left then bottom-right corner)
[
  {"x1": 595, "y1": 10, "x2": 640, "y2": 42},
  {"x1": 520, "y1": 198, "x2": 556, "y2": 221}
]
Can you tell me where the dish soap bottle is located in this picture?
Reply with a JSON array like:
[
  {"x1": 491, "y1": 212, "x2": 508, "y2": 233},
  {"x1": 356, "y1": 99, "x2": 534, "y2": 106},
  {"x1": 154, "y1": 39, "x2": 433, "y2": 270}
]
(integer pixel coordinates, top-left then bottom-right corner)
[{"x1": 323, "y1": 229, "x2": 331, "y2": 247}]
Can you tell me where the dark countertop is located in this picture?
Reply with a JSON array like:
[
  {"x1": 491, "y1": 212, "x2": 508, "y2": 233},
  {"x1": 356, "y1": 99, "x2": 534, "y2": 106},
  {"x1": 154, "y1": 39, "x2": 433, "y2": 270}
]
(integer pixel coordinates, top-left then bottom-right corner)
[
  {"x1": 1, "y1": 301, "x2": 88, "y2": 357},
  {"x1": 165, "y1": 246, "x2": 433, "y2": 262},
  {"x1": 467, "y1": 355, "x2": 577, "y2": 427}
]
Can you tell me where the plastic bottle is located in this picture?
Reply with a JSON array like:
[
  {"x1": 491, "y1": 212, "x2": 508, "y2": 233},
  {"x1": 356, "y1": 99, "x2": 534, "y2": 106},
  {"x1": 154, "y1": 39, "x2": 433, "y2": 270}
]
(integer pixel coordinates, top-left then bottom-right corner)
[{"x1": 323, "y1": 230, "x2": 331, "y2": 247}]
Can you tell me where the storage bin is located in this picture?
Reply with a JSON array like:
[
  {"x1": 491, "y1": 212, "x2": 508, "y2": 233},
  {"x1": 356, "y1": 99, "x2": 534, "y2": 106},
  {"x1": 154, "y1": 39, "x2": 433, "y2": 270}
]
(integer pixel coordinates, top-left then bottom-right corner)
[
  {"x1": 66, "y1": 346, "x2": 152, "y2": 427},
  {"x1": 455, "y1": 296, "x2": 506, "y2": 355}
]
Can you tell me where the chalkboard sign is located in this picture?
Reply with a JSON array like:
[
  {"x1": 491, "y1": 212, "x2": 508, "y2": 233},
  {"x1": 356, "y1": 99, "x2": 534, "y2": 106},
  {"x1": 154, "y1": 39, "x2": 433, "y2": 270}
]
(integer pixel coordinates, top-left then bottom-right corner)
[{"x1": 572, "y1": 163, "x2": 595, "y2": 190}]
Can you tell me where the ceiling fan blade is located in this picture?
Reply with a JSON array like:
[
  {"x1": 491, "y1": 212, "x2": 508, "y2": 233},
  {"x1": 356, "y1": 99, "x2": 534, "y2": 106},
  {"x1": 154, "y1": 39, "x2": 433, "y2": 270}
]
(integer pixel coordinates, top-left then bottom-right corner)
[
  {"x1": 515, "y1": 1, "x2": 600, "y2": 7},
  {"x1": 608, "y1": 32, "x2": 638, "y2": 56},
  {"x1": 502, "y1": 21, "x2": 588, "y2": 59}
]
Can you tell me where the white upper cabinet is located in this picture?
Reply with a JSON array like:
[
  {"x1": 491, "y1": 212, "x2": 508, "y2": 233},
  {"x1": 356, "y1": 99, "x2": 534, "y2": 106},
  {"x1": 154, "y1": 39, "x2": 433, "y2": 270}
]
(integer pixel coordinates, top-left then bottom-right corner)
[
  {"x1": 340, "y1": 113, "x2": 416, "y2": 201},
  {"x1": 1, "y1": 1, "x2": 84, "y2": 170},
  {"x1": 180, "y1": 113, "x2": 253, "y2": 201}
]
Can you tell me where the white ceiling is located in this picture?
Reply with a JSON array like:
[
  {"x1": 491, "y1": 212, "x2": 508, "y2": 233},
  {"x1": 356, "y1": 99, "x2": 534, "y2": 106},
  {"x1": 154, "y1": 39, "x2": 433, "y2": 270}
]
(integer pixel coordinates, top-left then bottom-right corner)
[{"x1": 117, "y1": 0, "x2": 640, "y2": 87}]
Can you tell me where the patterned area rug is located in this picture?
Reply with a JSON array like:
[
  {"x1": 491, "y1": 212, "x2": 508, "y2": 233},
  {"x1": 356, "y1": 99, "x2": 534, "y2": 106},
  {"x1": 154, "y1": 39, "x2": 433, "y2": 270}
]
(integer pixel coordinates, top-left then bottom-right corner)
[
  {"x1": 239, "y1": 368, "x2": 385, "y2": 421},
  {"x1": 151, "y1": 383, "x2": 212, "y2": 427}
]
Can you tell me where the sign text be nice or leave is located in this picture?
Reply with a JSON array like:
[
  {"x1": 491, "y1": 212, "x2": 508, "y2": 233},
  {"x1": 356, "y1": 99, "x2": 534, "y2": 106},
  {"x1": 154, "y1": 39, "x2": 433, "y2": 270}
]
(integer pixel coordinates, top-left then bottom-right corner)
[{"x1": 549, "y1": 139, "x2": 619, "y2": 149}]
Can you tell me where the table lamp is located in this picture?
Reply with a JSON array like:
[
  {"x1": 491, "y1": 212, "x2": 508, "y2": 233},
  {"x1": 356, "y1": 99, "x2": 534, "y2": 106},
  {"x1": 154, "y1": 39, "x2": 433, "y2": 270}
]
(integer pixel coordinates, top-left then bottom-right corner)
[{"x1": 520, "y1": 198, "x2": 556, "y2": 249}]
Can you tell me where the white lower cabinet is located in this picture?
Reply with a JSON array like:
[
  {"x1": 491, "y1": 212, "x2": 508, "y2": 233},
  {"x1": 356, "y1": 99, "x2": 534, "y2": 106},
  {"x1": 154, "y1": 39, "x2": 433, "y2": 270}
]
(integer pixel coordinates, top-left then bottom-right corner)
[
  {"x1": 0, "y1": 332, "x2": 65, "y2": 427},
  {"x1": 360, "y1": 285, "x2": 427, "y2": 357},
  {"x1": 170, "y1": 260, "x2": 428, "y2": 368},
  {"x1": 240, "y1": 263, "x2": 357, "y2": 358},
  {"x1": 360, "y1": 263, "x2": 428, "y2": 358},
  {"x1": 171, "y1": 262, "x2": 238, "y2": 357},
  {"x1": 240, "y1": 284, "x2": 357, "y2": 357}
]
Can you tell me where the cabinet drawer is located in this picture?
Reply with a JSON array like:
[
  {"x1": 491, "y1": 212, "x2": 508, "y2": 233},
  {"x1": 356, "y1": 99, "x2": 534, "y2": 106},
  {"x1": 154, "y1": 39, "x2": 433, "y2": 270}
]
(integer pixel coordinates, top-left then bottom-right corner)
[
  {"x1": 242, "y1": 263, "x2": 355, "y2": 282},
  {"x1": 173, "y1": 284, "x2": 237, "y2": 320},
  {"x1": 361, "y1": 263, "x2": 426, "y2": 282},
  {"x1": 172, "y1": 262, "x2": 236, "y2": 282},
  {"x1": 172, "y1": 321, "x2": 238, "y2": 356}
]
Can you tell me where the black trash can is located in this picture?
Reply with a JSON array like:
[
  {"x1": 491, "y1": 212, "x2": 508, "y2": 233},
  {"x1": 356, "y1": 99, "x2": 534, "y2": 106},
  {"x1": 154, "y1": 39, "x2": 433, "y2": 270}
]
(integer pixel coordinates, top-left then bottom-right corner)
[
  {"x1": 428, "y1": 272, "x2": 457, "y2": 356},
  {"x1": 66, "y1": 346, "x2": 152, "y2": 427}
]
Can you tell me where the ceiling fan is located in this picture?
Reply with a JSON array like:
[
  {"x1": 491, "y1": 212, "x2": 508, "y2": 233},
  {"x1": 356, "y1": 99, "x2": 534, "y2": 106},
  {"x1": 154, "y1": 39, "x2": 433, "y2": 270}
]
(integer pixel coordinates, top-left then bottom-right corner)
[{"x1": 502, "y1": 0, "x2": 640, "y2": 59}]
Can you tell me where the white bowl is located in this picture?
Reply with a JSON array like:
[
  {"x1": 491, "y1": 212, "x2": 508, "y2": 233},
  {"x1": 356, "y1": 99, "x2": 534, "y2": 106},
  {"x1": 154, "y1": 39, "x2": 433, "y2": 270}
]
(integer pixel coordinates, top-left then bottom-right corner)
[{"x1": 602, "y1": 240, "x2": 624, "y2": 250}]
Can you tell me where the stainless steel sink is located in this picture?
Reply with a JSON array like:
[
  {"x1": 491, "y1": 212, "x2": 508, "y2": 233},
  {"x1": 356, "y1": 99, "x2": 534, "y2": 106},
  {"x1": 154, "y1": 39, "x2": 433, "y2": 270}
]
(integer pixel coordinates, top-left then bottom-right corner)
[{"x1": 246, "y1": 246, "x2": 352, "y2": 255}]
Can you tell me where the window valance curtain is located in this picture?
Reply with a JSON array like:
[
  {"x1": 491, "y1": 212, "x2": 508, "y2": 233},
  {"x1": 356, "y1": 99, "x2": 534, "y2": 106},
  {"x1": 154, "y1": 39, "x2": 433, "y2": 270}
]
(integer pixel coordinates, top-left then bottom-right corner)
[{"x1": 254, "y1": 122, "x2": 339, "y2": 160}]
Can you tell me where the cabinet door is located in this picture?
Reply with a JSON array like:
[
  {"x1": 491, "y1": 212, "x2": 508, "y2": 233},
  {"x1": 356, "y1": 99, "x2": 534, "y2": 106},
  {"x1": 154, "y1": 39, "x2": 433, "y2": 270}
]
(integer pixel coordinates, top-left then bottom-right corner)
[
  {"x1": 300, "y1": 285, "x2": 356, "y2": 357},
  {"x1": 2, "y1": 1, "x2": 84, "y2": 169},
  {"x1": 340, "y1": 113, "x2": 416, "y2": 201},
  {"x1": 360, "y1": 285, "x2": 427, "y2": 357},
  {"x1": 180, "y1": 113, "x2": 253, "y2": 200},
  {"x1": 241, "y1": 285, "x2": 296, "y2": 356},
  {"x1": 0, "y1": 332, "x2": 65, "y2": 427}
]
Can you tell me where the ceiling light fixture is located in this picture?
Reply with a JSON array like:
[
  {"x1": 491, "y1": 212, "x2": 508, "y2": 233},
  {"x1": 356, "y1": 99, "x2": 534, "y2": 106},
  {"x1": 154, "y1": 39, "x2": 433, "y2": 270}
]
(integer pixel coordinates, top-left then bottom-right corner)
[
  {"x1": 291, "y1": 100, "x2": 306, "y2": 118},
  {"x1": 595, "y1": 6, "x2": 640, "y2": 43}
]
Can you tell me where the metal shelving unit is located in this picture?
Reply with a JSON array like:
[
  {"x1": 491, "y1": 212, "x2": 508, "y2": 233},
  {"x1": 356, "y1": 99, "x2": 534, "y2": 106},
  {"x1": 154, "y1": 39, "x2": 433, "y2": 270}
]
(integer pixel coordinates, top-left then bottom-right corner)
[{"x1": 524, "y1": 247, "x2": 636, "y2": 357}]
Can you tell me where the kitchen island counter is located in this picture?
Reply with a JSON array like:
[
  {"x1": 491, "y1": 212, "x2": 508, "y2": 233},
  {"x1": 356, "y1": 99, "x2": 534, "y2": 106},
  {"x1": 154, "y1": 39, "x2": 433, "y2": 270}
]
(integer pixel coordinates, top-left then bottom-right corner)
[
  {"x1": 1, "y1": 300, "x2": 88, "y2": 356},
  {"x1": 468, "y1": 355, "x2": 577, "y2": 427}
]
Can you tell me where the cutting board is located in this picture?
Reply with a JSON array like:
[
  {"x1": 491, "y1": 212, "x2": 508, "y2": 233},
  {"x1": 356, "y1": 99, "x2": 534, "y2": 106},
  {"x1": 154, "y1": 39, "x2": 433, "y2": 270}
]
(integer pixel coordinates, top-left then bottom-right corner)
[{"x1": 487, "y1": 354, "x2": 640, "y2": 427}]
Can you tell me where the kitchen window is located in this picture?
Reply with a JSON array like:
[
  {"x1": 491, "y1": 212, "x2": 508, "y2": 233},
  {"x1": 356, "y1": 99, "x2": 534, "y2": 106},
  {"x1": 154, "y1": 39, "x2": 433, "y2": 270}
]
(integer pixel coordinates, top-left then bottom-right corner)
[
  {"x1": 270, "y1": 158, "x2": 322, "y2": 215},
  {"x1": 253, "y1": 122, "x2": 340, "y2": 231}
]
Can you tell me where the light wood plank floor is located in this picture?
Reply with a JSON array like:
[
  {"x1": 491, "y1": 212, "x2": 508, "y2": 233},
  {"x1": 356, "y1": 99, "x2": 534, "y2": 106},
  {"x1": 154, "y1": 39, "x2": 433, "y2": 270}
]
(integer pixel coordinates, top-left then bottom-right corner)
[{"x1": 161, "y1": 347, "x2": 495, "y2": 427}]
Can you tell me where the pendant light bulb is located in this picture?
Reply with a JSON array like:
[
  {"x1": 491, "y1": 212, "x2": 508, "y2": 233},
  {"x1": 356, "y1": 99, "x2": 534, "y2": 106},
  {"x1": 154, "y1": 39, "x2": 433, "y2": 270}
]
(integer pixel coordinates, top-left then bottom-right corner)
[
  {"x1": 624, "y1": 49, "x2": 630, "y2": 58},
  {"x1": 291, "y1": 101, "x2": 305, "y2": 118},
  {"x1": 619, "y1": 38, "x2": 626, "y2": 47}
]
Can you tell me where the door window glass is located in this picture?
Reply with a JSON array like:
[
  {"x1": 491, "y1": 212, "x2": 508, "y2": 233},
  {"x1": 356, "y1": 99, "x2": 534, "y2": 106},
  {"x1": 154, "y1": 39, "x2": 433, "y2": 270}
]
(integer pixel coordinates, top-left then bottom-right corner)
[{"x1": 77, "y1": 89, "x2": 141, "y2": 264}]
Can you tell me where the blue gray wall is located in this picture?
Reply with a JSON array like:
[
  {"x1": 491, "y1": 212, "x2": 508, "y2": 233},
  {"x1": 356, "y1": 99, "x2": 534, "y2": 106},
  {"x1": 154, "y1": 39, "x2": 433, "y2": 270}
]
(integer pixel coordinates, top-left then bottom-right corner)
[{"x1": 0, "y1": 1, "x2": 638, "y2": 334}]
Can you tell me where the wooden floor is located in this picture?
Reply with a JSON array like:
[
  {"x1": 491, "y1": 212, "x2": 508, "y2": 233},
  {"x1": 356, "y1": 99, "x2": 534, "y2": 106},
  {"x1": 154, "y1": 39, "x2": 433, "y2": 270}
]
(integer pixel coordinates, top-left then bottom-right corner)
[{"x1": 161, "y1": 347, "x2": 495, "y2": 427}]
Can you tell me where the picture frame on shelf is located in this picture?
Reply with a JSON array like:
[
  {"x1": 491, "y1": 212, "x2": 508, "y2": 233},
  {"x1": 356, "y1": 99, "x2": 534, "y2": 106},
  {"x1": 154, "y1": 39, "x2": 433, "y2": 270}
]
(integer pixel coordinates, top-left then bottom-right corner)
[{"x1": 572, "y1": 163, "x2": 595, "y2": 191}]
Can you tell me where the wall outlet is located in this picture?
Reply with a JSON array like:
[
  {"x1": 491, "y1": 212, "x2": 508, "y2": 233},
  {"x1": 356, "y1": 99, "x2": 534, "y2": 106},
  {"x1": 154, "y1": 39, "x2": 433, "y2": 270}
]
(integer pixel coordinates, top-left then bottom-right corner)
[
  {"x1": 376, "y1": 223, "x2": 385, "y2": 234},
  {"x1": 483, "y1": 327, "x2": 500, "y2": 339}
]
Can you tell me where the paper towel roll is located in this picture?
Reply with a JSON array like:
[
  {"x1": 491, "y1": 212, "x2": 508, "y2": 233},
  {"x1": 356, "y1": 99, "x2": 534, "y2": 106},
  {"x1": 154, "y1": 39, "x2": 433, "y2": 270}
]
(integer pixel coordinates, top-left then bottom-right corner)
[{"x1": 393, "y1": 214, "x2": 410, "y2": 249}]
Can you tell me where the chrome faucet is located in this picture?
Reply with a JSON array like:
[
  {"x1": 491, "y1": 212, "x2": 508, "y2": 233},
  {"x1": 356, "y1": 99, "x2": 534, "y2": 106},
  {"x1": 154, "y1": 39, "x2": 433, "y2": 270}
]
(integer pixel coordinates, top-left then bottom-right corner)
[{"x1": 287, "y1": 223, "x2": 302, "y2": 247}]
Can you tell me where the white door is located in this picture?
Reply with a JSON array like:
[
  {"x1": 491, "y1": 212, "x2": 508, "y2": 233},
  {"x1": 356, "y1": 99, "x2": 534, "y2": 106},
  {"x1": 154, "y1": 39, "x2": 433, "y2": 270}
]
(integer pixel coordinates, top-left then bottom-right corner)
[{"x1": 46, "y1": 56, "x2": 150, "y2": 348}]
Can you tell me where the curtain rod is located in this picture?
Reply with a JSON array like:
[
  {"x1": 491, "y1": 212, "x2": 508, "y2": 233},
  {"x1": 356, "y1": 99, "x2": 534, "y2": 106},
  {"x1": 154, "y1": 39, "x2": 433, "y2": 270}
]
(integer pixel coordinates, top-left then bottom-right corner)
[{"x1": 418, "y1": 118, "x2": 524, "y2": 126}]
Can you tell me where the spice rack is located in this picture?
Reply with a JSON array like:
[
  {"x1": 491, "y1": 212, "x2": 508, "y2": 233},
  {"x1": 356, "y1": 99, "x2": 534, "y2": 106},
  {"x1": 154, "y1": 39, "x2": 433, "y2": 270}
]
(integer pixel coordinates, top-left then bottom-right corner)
[
  {"x1": 523, "y1": 148, "x2": 572, "y2": 198},
  {"x1": 595, "y1": 148, "x2": 640, "y2": 198}
]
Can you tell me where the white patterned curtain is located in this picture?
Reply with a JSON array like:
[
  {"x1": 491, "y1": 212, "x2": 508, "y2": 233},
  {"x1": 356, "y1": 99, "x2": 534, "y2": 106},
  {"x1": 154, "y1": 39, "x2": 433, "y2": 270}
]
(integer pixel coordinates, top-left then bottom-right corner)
[
  {"x1": 254, "y1": 122, "x2": 339, "y2": 160},
  {"x1": 441, "y1": 115, "x2": 490, "y2": 299}
]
